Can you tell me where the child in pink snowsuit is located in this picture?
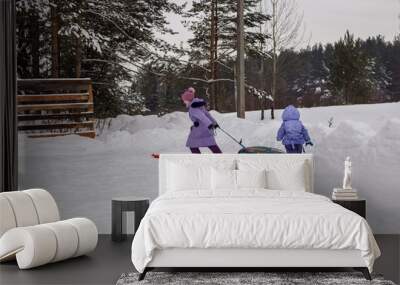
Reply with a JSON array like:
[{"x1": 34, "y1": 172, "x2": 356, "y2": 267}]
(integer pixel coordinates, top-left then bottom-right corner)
[{"x1": 181, "y1": 87, "x2": 222, "y2": 154}]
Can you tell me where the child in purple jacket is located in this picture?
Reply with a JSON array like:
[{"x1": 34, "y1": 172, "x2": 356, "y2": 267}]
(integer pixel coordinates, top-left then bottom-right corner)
[
  {"x1": 277, "y1": 105, "x2": 313, "y2": 153},
  {"x1": 181, "y1": 87, "x2": 222, "y2": 154}
]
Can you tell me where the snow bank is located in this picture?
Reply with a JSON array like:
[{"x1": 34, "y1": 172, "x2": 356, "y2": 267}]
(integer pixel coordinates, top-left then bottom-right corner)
[{"x1": 19, "y1": 102, "x2": 400, "y2": 234}]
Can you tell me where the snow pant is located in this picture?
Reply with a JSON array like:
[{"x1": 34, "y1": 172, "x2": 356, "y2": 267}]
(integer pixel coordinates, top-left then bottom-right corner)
[
  {"x1": 285, "y1": 144, "x2": 304, "y2": 154},
  {"x1": 190, "y1": 145, "x2": 222, "y2": 154}
]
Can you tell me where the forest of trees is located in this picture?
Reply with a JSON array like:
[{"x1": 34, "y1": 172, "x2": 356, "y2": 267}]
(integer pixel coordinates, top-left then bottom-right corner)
[{"x1": 16, "y1": 0, "x2": 400, "y2": 119}]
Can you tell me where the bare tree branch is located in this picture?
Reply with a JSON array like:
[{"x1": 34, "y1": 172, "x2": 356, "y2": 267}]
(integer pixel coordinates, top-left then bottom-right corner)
[
  {"x1": 180, "y1": 77, "x2": 235, "y2": 83},
  {"x1": 82, "y1": 58, "x2": 140, "y2": 74}
]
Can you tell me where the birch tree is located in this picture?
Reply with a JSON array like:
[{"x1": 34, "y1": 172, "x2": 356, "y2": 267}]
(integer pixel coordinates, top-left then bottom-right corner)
[{"x1": 262, "y1": 0, "x2": 306, "y2": 119}]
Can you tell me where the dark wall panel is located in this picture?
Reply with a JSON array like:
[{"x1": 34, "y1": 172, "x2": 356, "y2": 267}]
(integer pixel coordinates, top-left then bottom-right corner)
[{"x1": 0, "y1": 0, "x2": 18, "y2": 192}]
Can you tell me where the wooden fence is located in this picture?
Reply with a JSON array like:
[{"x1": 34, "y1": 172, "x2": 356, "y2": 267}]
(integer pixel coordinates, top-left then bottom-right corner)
[{"x1": 17, "y1": 78, "x2": 96, "y2": 138}]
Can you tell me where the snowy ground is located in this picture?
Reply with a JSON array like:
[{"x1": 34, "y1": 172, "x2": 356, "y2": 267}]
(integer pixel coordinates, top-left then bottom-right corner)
[{"x1": 19, "y1": 102, "x2": 400, "y2": 234}]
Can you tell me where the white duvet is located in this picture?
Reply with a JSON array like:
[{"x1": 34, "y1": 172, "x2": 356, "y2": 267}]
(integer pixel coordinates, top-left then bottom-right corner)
[{"x1": 131, "y1": 190, "x2": 380, "y2": 273}]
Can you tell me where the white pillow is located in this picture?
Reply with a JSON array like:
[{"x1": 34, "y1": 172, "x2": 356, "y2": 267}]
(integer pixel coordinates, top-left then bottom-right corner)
[
  {"x1": 236, "y1": 169, "x2": 267, "y2": 189},
  {"x1": 166, "y1": 159, "x2": 236, "y2": 192},
  {"x1": 168, "y1": 163, "x2": 211, "y2": 191},
  {"x1": 211, "y1": 168, "x2": 237, "y2": 191},
  {"x1": 267, "y1": 161, "x2": 306, "y2": 191},
  {"x1": 237, "y1": 158, "x2": 309, "y2": 192}
]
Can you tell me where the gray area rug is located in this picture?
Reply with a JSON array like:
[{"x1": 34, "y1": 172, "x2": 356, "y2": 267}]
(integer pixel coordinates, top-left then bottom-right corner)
[{"x1": 116, "y1": 272, "x2": 396, "y2": 285}]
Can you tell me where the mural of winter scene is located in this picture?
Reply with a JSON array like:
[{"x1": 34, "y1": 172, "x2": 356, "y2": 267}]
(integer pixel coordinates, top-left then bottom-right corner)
[{"x1": 16, "y1": 0, "x2": 400, "y2": 234}]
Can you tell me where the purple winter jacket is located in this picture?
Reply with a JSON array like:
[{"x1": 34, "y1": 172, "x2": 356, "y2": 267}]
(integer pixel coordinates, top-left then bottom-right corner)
[
  {"x1": 186, "y1": 98, "x2": 217, "y2": 148},
  {"x1": 277, "y1": 105, "x2": 311, "y2": 145}
]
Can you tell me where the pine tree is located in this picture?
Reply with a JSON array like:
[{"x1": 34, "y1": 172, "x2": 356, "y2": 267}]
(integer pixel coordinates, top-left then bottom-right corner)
[
  {"x1": 183, "y1": 0, "x2": 270, "y2": 110},
  {"x1": 16, "y1": 0, "x2": 51, "y2": 78},
  {"x1": 327, "y1": 31, "x2": 377, "y2": 104},
  {"x1": 362, "y1": 36, "x2": 392, "y2": 101},
  {"x1": 387, "y1": 36, "x2": 400, "y2": 101},
  {"x1": 16, "y1": 0, "x2": 183, "y2": 117}
]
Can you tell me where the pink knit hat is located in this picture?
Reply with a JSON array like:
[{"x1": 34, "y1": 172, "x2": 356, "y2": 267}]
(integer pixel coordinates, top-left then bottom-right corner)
[{"x1": 181, "y1": 87, "x2": 195, "y2": 102}]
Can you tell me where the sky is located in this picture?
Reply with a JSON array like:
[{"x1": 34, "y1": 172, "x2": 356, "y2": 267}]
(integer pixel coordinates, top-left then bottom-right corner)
[{"x1": 162, "y1": 0, "x2": 400, "y2": 49}]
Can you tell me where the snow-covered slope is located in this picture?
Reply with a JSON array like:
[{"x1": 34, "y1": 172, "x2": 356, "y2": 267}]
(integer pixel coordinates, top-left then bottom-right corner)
[{"x1": 18, "y1": 102, "x2": 400, "y2": 234}]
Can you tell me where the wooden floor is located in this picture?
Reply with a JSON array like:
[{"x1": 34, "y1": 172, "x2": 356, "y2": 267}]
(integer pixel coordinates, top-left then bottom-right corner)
[
  {"x1": 0, "y1": 235, "x2": 398, "y2": 285},
  {"x1": 0, "y1": 235, "x2": 133, "y2": 285}
]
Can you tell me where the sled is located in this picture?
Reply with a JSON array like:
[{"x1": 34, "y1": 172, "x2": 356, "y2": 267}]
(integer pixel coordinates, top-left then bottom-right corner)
[
  {"x1": 238, "y1": 146, "x2": 284, "y2": 154},
  {"x1": 218, "y1": 127, "x2": 284, "y2": 154}
]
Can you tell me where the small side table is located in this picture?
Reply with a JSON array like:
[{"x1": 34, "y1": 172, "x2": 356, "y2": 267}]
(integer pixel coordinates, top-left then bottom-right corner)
[
  {"x1": 332, "y1": 199, "x2": 366, "y2": 218},
  {"x1": 112, "y1": 196, "x2": 149, "y2": 242}
]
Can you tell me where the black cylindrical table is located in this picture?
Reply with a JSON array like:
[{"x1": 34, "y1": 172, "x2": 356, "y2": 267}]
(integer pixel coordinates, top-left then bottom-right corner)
[{"x1": 111, "y1": 196, "x2": 149, "y2": 242}]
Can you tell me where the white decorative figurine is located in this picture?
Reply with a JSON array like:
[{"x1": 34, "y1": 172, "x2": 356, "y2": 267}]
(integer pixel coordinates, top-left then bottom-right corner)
[
  {"x1": 342, "y1": 156, "x2": 352, "y2": 190},
  {"x1": 332, "y1": 156, "x2": 357, "y2": 200}
]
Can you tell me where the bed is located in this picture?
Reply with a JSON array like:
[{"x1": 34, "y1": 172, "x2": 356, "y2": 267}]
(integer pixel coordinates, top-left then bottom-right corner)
[{"x1": 131, "y1": 154, "x2": 380, "y2": 280}]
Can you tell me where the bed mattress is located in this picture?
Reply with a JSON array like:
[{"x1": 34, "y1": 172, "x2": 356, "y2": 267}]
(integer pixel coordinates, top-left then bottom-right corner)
[{"x1": 131, "y1": 190, "x2": 380, "y2": 273}]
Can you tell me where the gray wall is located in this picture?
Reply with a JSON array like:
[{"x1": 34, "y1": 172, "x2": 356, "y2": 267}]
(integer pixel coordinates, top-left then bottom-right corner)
[{"x1": 19, "y1": 148, "x2": 399, "y2": 234}]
